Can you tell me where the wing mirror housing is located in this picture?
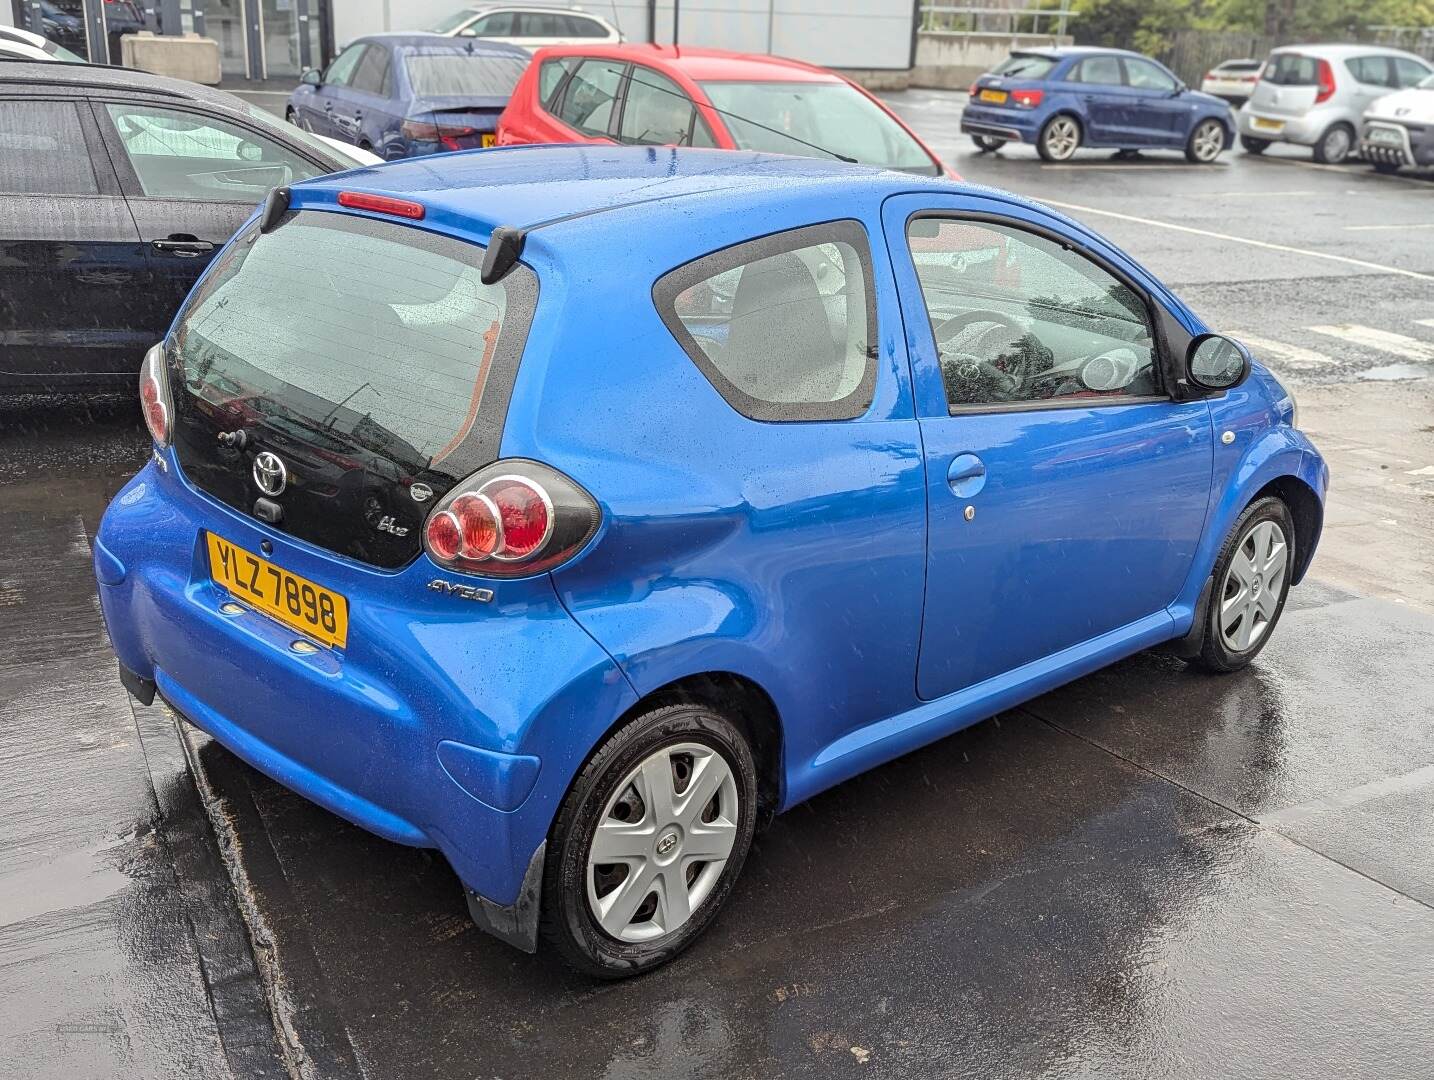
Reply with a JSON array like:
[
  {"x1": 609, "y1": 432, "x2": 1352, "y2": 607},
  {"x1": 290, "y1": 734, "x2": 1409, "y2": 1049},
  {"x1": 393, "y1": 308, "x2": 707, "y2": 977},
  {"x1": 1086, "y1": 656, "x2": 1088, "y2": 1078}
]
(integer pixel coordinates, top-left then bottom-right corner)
[
  {"x1": 300, "y1": 67, "x2": 321, "y2": 86},
  {"x1": 1186, "y1": 333, "x2": 1251, "y2": 393}
]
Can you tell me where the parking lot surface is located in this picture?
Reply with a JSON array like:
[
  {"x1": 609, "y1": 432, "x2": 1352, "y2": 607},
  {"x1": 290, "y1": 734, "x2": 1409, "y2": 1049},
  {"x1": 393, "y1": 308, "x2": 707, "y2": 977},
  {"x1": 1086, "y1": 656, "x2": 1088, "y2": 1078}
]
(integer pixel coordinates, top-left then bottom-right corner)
[{"x1": 3, "y1": 88, "x2": 1433, "y2": 1079}]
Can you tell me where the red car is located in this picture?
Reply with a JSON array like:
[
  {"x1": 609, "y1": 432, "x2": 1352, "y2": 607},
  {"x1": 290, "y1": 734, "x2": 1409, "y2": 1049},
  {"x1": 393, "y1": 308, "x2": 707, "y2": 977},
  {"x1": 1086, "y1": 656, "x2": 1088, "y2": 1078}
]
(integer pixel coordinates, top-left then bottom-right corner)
[{"x1": 496, "y1": 44, "x2": 953, "y2": 176}]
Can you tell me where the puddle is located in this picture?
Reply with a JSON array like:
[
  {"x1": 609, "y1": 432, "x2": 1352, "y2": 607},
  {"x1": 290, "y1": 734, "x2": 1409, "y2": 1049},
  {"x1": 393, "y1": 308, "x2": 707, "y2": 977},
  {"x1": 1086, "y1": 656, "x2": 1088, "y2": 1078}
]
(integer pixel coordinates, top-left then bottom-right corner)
[{"x1": 1357, "y1": 363, "x2": 1433, "y2": 382}]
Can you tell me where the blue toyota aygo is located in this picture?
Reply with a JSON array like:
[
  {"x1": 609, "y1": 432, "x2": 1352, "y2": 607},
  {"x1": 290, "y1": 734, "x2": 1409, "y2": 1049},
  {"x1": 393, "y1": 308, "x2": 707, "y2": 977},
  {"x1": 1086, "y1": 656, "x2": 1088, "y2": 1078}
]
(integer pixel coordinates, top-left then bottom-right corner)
[{"x1": 97, "y1": 146, "x2": 1327, "y2": 978}]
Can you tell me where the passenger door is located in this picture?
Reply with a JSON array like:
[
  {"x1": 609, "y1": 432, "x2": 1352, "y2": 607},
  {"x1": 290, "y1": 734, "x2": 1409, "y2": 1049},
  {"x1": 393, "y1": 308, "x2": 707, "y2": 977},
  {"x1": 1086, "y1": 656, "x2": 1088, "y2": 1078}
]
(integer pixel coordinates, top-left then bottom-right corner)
[
  {"x1": 0, "y1": 95, "x2": 148, "y2": 385},
  {"x1": 93, "y1": 97, "x2": 328, "y2": 341},
  {"x1": 306, "y1": 43, "x2": 365, "y2": 138},
  {"x1": 343, "y1": 42, "x2": 397, "y2": 153},
  {"x1": 882, "y1": 193, "x2": 1214, "y2": 701},
  {"x1": 1065, "y1": 55, "x2": 1126, "y2": 143},
  {"x1": 1119, "y1": 57, "x2": 1188, "y2": 146}
]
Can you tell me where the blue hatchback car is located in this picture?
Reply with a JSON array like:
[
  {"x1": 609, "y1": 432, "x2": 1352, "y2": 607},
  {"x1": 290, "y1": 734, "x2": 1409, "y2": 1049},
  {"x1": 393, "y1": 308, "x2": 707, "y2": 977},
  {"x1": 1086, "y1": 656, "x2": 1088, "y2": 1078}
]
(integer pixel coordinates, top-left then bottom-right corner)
[
  {"x1": 288, "y1": 33, "x2": 528, "y2": 159},
  {"x1": 98, "y1": 146, "x2": 1326, "y2": 977},
  {"x1": 963, "y1": 47, "x2": 1236, "y2": 163}
]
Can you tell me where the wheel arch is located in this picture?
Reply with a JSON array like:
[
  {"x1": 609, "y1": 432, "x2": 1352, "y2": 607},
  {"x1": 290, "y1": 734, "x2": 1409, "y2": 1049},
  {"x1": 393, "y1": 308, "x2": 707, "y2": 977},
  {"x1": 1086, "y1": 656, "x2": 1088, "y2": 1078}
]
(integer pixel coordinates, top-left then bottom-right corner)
[{"x1": 1250, "y1": 473, "x2": 1323, "y2": 584}]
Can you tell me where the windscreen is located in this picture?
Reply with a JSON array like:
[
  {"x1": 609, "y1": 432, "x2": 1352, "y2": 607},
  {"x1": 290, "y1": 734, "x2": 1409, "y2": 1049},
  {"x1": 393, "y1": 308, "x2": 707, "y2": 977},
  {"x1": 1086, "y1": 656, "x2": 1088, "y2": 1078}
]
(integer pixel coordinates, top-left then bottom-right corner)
[
  {"x1": 992, "y1": 53, "x2": 1056, "y2": 78},
  {"x1": 404, "y1": 51, "x2": 527, "y2": 97},
  {"x1": 699, "y1": 80, "x2": 940, "y2": 175},
  {"x1": 1263, "y1": 54, "x2": 1319, "y2": 85},
  {"x1": 168, "y1": 211, "x2": 535, "y2": 568}
]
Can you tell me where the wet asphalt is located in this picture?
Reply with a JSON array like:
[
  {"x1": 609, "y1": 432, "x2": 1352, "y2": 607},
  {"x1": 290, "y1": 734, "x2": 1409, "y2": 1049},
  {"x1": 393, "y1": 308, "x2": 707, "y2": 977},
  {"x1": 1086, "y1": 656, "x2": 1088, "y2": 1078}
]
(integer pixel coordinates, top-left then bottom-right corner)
[{"x1": 2, "y1": 89, "x2": 1434, "y2": 1080}]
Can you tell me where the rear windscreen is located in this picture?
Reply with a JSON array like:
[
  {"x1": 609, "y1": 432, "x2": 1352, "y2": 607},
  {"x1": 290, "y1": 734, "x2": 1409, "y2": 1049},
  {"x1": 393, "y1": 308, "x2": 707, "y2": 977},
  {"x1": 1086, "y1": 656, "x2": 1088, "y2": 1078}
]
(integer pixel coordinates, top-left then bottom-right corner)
[
  {"x1": 992, "y1": 53, "x2": 1056, "y2": 79},
  {"x1": 1263, "y1": 54, "x2": 1319, "y2": 85},
  {"x1": 172, "y1": 211, "x2": 531, "y2": 478},
  {"x1": 404, "y1": 52, "x2": 528, "y2": 97}
]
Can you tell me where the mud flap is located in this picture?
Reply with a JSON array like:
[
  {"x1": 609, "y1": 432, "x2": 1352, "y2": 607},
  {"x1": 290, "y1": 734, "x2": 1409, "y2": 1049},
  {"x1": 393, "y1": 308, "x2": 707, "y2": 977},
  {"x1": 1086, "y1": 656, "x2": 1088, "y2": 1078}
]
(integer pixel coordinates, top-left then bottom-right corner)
[
  {"x1": 465, "y1": 840, "x2": 545, "y2": 953},
  {"x1": 1160, "y1": 575, "x2": 1214, "y2": 659}
]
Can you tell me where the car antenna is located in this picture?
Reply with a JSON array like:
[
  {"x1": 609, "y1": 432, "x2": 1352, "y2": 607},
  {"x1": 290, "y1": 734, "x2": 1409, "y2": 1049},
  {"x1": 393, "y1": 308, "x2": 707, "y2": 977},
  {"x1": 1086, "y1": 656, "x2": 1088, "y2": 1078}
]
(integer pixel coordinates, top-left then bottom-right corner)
[
  {"x1": 605, "y1": 0, "x2": 623, "y2": 38},
  {"x1": 604, "y1": 66, "x2": 857, "y2": 163}
]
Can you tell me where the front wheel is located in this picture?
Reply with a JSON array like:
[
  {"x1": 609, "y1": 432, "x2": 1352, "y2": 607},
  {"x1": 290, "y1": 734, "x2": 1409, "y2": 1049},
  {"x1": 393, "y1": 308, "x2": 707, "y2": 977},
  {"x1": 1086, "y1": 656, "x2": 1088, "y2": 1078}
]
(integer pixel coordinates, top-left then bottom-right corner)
[
  {"x1": 1185, "y1": 118, "x2": 1226, "y2": 163},
  {"x1": 1240, "y1": 135, "x2": 1270, "y2": 155},
  {"x1": 540, "y1": 703, "x2": 758, "y2": 978},
  {"x1": 1037, "y1": 115, "x2": 1081, "y2": 162},
  {"x1": 1313, "y1": 123, "x2": 1355, "y2": 165},
  {"x1": 1185, "y1": 496, "x2": 1295, "y2": 673},
  {"x1": 972, "y1": 134, "x2": 1007, "y2": 153}
]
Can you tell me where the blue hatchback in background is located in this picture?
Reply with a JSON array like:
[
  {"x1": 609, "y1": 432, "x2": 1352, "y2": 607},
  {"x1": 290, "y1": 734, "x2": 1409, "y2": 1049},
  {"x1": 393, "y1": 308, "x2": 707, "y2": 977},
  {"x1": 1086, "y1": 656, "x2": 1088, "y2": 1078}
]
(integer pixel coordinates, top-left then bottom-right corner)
[
  {"x1": 288, "y1": 33, "x2": 528, "y2": 159},
  {"x1": 963, "y1": 46, "x2": 1236, "y2": 163},
  {"x1": 98, "y1": 146, "x2": 1324, "y2": 979}
]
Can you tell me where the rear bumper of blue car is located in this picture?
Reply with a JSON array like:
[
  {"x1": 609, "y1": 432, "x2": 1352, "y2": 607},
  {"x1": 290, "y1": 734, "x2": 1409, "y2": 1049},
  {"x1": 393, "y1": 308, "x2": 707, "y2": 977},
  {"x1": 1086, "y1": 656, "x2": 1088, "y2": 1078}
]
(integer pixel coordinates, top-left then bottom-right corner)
[
  {"x1": 95, "y1": 456, "x2": 635, "y2": 916},
  {"x1": 960, "y1": 103, "x2": 1039, "y2": 143}
]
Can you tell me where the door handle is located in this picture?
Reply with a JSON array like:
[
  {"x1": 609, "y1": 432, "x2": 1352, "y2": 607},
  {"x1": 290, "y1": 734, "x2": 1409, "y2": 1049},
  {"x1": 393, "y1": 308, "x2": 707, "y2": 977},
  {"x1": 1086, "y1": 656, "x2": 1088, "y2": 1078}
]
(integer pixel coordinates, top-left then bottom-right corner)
[
  {"x1": 153, "y1": 238, "x2": 215, "y2": 258},
  {"x1": 947, "y1": 453, "x2": 986, "y2": 497}
]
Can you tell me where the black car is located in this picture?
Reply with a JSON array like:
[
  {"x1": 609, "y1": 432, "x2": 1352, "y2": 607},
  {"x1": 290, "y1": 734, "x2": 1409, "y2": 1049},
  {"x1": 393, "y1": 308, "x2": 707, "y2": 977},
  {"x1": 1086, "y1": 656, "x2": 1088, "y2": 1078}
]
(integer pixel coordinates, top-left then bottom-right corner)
[{"x1": 0, "y1": 62, "x2": 372, "y2": 392}]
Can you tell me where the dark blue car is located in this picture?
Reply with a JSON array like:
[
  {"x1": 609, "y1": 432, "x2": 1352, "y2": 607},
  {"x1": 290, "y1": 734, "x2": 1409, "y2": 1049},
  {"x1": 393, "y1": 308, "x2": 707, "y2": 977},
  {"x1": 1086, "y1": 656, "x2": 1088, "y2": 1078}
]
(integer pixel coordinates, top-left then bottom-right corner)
[
  {"x1": 99, "y1": 146, "x2": 1324, "y2": 978},
  {"x1": 963, "y1": 46, "x2": 1235, "y2": 163},
  {"x1": 288, "y1": 33, "x2": 528, "y2": 160}
]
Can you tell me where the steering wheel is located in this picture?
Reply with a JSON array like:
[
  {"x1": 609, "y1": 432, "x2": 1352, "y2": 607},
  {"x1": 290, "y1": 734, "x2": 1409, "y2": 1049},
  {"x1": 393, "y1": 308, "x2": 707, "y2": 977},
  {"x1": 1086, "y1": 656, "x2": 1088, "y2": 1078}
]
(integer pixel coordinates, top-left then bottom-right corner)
[{"x1": 934, "y1": 309, "x2": 1033, "y2": 397}]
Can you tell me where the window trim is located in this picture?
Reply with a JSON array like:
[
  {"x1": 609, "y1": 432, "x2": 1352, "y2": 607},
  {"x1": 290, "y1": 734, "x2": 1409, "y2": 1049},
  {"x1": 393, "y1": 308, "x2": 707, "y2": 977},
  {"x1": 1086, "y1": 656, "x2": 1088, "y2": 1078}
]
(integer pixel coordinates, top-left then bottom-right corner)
[
  {"x1": 903, "y1": 210, "x2": 1188, "y2": 417},
  {"x1": 652, "y1": 219, "x2": 880, "y2": 423}
]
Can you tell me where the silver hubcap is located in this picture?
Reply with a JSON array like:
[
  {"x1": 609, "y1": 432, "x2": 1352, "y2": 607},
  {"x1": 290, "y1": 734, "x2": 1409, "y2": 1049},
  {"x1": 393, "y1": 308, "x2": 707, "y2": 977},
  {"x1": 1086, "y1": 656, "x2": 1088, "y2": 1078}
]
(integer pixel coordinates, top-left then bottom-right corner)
[
  {"x1": 586, "y1": 742, "x2": 739, "y2": 943},
  {"x1": 1323, "y1": 127, "x2": 1351, "y2": 162},
  {"x1": 1044, "y1": 118, "x2": 1079, "y2": 160},
  {"x1": 1219, "y1": 519, "x2": 1288, "y2": 652},
  {"x1": 1193, "y1": 121, "x2": 1223, "y2": 161}
]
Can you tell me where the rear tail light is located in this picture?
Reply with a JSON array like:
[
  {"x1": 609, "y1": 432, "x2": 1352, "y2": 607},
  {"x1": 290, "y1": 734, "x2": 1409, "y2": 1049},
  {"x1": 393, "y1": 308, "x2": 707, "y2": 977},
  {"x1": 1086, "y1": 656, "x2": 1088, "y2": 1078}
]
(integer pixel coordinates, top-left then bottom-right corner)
[
  {"x1": 401, "y1": 118, "x2": 479, "y2": 151},
  {"x1": 1011, "y1": 89, "x2": 1044, "y2": 109},
  {"x1": 1315, "y1": 58, "x2": 1337, "y2": 103},
  {"x1": 139, "y1": 342, "x2": 172, "y2": 448},
  {"x1": 968, "y1": 81, "x2": 980, "y2": 97},
  {"x1": 422, "y1": 460, "x2": 599, "y2": 577}
]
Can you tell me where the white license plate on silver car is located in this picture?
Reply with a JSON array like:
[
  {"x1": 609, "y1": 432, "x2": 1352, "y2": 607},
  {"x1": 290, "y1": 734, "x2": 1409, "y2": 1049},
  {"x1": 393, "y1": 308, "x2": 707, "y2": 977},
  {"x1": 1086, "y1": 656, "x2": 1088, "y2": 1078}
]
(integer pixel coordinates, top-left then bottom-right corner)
[{"x1": 1368, "y1": 127, "x2": 1404, "y2": 147}]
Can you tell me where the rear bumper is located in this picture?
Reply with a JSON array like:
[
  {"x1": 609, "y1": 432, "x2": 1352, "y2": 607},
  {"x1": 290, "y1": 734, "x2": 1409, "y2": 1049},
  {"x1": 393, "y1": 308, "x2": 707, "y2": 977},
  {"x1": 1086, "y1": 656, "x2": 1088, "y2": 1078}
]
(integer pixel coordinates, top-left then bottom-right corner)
[
  {"x1": 1236, "y1": 108, "x2": 1328, "y2": 146},
  {"x1": 960, "y1": 104, "x2": 1037, "y2": 143},
  {"x1": 96, "y1": 457, "x2": 636, "y2": 915}
]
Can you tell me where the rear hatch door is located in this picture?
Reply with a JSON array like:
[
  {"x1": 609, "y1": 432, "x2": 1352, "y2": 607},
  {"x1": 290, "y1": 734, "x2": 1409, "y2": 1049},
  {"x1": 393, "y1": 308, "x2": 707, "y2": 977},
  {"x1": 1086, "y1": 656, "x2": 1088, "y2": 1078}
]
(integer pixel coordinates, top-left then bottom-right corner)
[{"x1": 1250, "y1": 53, "x2": 1322, "y2": 115}]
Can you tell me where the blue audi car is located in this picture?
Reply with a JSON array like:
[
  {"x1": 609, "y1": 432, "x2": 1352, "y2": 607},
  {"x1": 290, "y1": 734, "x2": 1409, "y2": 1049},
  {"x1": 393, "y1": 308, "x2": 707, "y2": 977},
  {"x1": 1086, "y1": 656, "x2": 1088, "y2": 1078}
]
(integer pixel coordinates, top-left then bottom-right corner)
[
  {"x1": 963, "y1": 46, "x2": 1236, "y2": 163},
  {"x1": 97, "y1": 146, "x2": 1324, "y2": 978},
  {"x1": 287, "y1": 33, "x2": 528, "y2": 159}
]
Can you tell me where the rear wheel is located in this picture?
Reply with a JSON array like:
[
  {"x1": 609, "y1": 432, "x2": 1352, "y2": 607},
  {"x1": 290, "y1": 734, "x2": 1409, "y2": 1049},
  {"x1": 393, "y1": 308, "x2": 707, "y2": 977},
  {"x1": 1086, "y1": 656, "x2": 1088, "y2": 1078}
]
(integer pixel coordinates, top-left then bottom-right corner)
[
  {"x1": 971, "y1": 134, "x2": 1007, "y2": 153},
  {"x1": 540, "y1": 703, "x2": 757, "y2": 978},
  {"x1": 1185, "y1": 496, "x2": 1295, "y2": 673},
  {"x1": 1240, "y1": 135, "x2": 1270, "y2": 155},
  {"x1": 1037, "y1": 115, "x2": 1081, "y2": 162},
  {"x1": 1185, "y1": 118, "x2": 1226, "y2": 163},
  {"x1": 1312, "y1": 123, "x2": 1355, "y2": 165}
]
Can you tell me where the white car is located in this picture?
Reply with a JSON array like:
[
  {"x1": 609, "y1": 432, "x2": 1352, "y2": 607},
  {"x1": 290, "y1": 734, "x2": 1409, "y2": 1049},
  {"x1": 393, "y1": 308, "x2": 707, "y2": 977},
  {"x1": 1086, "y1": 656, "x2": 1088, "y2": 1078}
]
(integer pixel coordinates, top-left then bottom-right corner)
[
  {"x1": 1361, "y1": 72, "x2": 1434, "y2": 173},
  {"x1": 1200, "y1": 58, "x2": 1263, "y2": 106},
  {"x1": 0, "y1": 25, "x2": 85, "y2": 62},
  {"x1": 427, "y1": 5, "x2": 621, "y2": 50},
  {"x1": 1237, "y1": 44, "x2": 1434, "y2": 163}
]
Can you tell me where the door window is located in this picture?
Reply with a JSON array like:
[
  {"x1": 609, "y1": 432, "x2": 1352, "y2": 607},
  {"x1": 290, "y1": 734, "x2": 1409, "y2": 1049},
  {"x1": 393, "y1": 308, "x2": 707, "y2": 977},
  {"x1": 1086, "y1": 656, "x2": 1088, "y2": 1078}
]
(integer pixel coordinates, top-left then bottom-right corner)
[
  {"x1": 619, "y1": 68, "x2": 711, "y2": 146},
  {"x1": 539, "y1": 56, "x2": 579, "y2": 106},
  {"x1": 105, "y1": 102, "x2": 324, "y2": 202},
  {"x1": 0, "y1": 100, "x2": 98, "y2": 195},
  {"x1": 562, "y1": 14, "x2": 608, "y2": 37},
  {"x1": 1394, "y1": 57, "x2": 1432, "y2": 87},
  {"x1": 905, "y1": 217, "x2": 1159, "y2": 410},
  {"x1": 516, "y1": 11, "x2": 561, "y2": 36},
  {"x1": 350, "y1": 44, "x2": 392, "y2": 96},
  {"x1": 1123, "y1": 58, "x2": 1178, "y2": 91},
  {"x1": 1068, "y1": 56, "x2": 1122, "y2": 85},
  {"x1": 553, "y1": 58, "x2": 624, "y2": 136},
  {"x1": 653, "y1": 220, "x2": 877, "y2": 421},
  {"x1": 1348, "y1": 56, "x2": 1395, "y2": 87},
  {"x1": 467, "y1": 12, "x2": 513, "y2": 35},
  {"x1": 324, "y1": 43, "x2": 365, "y2": 86}
]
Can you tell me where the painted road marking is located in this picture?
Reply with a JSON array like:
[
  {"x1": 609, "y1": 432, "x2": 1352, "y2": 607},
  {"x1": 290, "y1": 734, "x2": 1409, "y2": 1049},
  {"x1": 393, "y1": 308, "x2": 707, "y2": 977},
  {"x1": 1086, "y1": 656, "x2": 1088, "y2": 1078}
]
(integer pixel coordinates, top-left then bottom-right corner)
[
  {"x1": 1232, "y1": 333, "x2": 1334, "y2": 369},
  {"x1": 1407, "y1": 465, "x2": 1434, "y2": 476},
  {"x1": 1308, "y1": 324, "x2": 1434, "y2": 362},
  {"x1": 1417, "y1": 320, "x2": 1434, "y2": 329},
  {"x1": 1186, "y1": 190, "x2": 1317, "y2": 198},
  {"x1": 1036, "y1": 198, "x2": 1434, "y2": 283},
  {"x1": 1263, "y1": 764, "x2": 1434, "y2": 826},
  {"x1": 1039, "y1": 164, "x2": 1213, "y2": 172},
  {"x1": 1344, "y1": 223, "x2": 1434, "y2": 231}
]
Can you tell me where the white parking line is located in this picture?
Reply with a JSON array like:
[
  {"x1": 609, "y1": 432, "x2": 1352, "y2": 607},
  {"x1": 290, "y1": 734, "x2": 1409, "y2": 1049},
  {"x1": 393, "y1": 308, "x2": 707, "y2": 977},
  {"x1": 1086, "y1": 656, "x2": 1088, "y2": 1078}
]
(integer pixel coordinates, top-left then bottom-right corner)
[
  {"x1": 1344, "y1": 223, "x2": 1434, "y2": 231},
  {"x1": 1186, "y1": 190, "x2": 1317, "y2": 197},
  {"x1": 1035, "y1": 198, "x2": 1434, "y2": 282},
  {"x1": 1231, "y1": 333, "x2": 1334, "y2": 369},
  {"x1": 1039, "y1": 164, "x2": 1212, "y2": 171},
  {"x1": 1308, "y1": 324, "x2": 1434, "y2": 362},
  {"x1": 1417, "y1": 320, "x2": 1434, "y2": 329}
]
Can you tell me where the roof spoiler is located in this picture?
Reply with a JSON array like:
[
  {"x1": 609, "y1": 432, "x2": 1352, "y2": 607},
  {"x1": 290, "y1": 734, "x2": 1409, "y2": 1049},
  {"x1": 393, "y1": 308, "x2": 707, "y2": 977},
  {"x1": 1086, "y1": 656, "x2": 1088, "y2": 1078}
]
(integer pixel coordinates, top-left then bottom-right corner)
[
  {"x1": 259, "y1": 186, "x2": 290, "y2": 232},
  {"x1": 480, "y1": 226, "x2": 526, "y2": 284}
]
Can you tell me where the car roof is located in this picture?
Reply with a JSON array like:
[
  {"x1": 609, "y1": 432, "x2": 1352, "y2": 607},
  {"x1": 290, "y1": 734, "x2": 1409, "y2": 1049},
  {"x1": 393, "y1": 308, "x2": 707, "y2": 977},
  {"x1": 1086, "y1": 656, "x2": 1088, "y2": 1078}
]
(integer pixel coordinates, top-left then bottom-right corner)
[
  {"x1": 354, "y1": 32, "x2": 529, "y2": 56},
  {"x1": 532, "y1": 43, "x2": 843, "y2": 83},
  {"x1": 1012, "y1": 45, "x2": 1146, "y2": 60},
  {"x1": 297, "y1": 145, "x2": 947, "y2": 240},
  {"x1": 0, "y1": 57, "x2": 244, "y2": 105},
  {"x1": 1269, "y1": 43, "x2": 1426, "y2": 59}
]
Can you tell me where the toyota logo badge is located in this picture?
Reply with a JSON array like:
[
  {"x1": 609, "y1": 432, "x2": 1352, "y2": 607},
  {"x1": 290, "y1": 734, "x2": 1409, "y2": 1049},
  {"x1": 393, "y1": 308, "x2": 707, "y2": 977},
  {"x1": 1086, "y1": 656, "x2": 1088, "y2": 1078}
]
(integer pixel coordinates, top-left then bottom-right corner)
[{"x1": 252, "y1": 451, "x2": 288, "y2": 497}]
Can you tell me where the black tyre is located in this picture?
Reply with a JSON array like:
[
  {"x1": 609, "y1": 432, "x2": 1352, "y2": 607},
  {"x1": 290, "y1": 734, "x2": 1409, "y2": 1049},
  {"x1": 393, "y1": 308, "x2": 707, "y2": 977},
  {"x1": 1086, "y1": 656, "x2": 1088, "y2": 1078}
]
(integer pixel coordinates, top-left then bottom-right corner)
[
  {"x1": 972, "y1": 134, "x2": 1007, "y2": 153},
  {"x1": 540, "y1": 703, "x2": 758, "y2": 978},
  {"x1": 1185, "y1": 496, "x2": 1295, "y2": 674},
  {"x1": 1312, "y1": 123, "x2": 1355, "y2": 165},
  {"x1": 1036, "y1": 114, "x2": 1081, "y2": 162},
  {"x1": 1185, "y1": 118, "x2": 1226, "y2": 163},
  {"x1": 1240, "y1": 135, "x2": 1270, "y2": 155}
]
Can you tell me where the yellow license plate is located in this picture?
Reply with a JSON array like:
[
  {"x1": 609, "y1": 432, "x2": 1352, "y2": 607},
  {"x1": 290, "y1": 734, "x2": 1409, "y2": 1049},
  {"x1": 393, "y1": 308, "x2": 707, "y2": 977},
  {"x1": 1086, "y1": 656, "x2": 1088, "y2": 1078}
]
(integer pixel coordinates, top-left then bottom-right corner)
[
  {"x1": 206, "y1": 533, "x2": 349, "y2": 649},
  {"x1": 481, "y1": 132, "x2": 496, "y2": 148},
  {"x1": 978, "y1": 89, "x2": 1008, "y2": 104},
  {"x1": 1252, "y1": 117, "x2": 1284, "y2": 131}
]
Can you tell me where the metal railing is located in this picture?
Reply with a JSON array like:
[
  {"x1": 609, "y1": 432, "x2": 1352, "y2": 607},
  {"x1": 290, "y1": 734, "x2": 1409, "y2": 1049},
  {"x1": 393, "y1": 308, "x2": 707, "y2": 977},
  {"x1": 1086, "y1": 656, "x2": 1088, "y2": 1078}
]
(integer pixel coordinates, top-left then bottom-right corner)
[{"x1": 919, "y1": 1, "x2": 1076, "y2": 37}]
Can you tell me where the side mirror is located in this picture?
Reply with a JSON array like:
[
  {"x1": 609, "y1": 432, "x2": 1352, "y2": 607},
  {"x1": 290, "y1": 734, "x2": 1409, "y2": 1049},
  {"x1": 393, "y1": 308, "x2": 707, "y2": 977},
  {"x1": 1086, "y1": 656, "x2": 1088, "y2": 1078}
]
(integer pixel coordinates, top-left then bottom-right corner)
[
  {"x1": 1187, "y1": 333, "x2": 1251, "y2": 392},
  {"x1": 300, "y1": 67, "x2": 321, "y2": 86}
]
